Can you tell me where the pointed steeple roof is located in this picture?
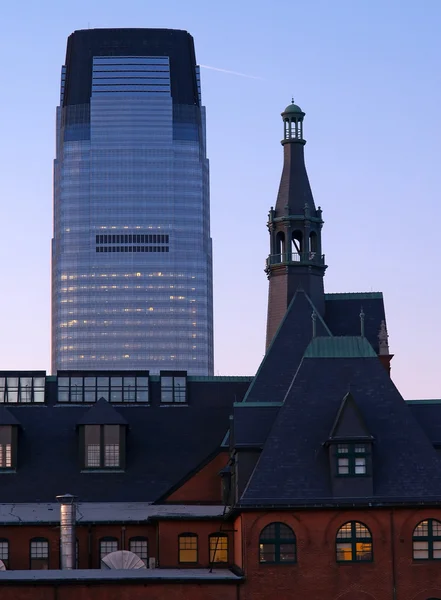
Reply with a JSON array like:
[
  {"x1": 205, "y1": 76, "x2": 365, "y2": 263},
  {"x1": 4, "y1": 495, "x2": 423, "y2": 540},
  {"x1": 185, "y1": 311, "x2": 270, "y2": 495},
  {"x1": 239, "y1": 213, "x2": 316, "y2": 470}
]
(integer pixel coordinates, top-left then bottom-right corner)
[
  {"x1": 77, "y1": 398, "x2": 128, "y2": 426},
  {"x1": 244, "y1": 288, "x2": 332, "y2": 404}
]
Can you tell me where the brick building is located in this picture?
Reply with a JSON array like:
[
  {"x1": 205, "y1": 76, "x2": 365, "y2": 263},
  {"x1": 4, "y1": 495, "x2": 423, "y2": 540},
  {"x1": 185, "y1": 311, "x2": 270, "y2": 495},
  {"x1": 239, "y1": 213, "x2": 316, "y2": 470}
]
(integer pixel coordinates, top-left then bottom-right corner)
[{"x1": 0, "y1": 103, "x2": 440, "y2": 600}]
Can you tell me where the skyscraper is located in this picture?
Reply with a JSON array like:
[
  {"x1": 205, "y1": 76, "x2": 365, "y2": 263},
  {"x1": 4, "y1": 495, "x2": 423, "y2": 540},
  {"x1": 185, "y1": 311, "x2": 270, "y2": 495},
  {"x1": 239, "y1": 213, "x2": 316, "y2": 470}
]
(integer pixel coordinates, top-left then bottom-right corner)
[{"x1": 52, "y1": 29, "x2": 213, "y2": 374}]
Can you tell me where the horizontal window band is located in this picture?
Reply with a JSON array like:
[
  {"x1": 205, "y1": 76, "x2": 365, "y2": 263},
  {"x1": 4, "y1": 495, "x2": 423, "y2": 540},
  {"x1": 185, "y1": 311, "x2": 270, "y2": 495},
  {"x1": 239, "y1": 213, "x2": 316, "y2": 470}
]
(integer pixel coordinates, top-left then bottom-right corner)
[
  {"x1": 96, "y1": 235, "x2": 169, "y2": 244},
  {"x1": 96, "y1": 246, "x2": 169, "y2": 253}
]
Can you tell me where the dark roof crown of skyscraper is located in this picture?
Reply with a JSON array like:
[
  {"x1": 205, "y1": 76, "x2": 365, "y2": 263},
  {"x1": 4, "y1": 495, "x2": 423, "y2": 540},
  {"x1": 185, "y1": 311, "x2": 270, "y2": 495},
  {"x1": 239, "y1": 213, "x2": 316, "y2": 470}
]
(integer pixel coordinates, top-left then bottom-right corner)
[{"x1": 63, "y1": 28, "x2": 199, "y2": 107}]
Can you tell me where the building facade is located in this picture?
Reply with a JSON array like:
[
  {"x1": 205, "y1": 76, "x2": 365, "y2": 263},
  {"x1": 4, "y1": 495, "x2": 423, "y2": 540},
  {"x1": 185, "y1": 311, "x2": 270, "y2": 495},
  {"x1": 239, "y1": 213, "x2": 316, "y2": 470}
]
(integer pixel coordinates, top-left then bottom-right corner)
[
  {"x1": 52, "y1": 29, "x2": 213, "y2": 375},
  {"x1": 3, "y1": 103, "x2": 440, "y2": 599}
]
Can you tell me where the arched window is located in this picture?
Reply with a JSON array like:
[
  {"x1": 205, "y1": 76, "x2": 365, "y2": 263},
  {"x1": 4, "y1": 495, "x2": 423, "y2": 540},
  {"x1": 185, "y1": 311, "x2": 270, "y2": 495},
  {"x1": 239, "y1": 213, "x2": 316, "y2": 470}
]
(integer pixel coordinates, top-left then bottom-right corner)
[
  {"x1": 259, "y1": 522, "x2": 296, "y2": 564},
  {"x1": 413, "y1": 519, "x2": 441, "y2": 560},
  {"x1": 309, "y1": 231, "x2": 318, "y2": 255},
  {"x1": 30, "y1": 537, "x2": 49, "y2": 569},
  {"x1": 129, "y1": 536, "x2": 148, "y2": 564},
  {"x1": 179, "y1": 533, "x2": 198, "y2": 563},
  {"x1": 209, "y1": 533, "x2": 228, "y2": 563},
  {"x1": 275, "y1": 231, "x2": 285, "y2": 259},
  {"x1": 99, "y1": 536, "x2": 119, "y2": 562},
  {"x1": 292, "y1": 231, "x2": 303, "y2": 259},
  {"x1": 0, "y1": 538, "x2": 9, "y2": 568},
  {"x1": 336, "y1": 521, "x2": 372, "y2": 562}
]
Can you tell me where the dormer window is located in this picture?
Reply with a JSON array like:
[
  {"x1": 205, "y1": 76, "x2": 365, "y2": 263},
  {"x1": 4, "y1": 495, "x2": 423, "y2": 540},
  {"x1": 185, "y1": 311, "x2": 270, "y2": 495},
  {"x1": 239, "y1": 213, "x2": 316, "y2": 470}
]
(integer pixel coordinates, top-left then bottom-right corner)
[
  {"x1": 84, "y1": 425, "x2": 122, "y2": 469},
  {"x1": 161, "y1": 372, "x2": 187, "y2": 403},
  {"x1": 336, "y1": 443, "x2": 368, "y2": 476}
]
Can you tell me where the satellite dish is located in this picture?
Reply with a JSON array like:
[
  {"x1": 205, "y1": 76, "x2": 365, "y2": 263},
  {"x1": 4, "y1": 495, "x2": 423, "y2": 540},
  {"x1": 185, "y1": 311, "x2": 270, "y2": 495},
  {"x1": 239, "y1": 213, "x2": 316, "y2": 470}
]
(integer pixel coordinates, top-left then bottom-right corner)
[
  {"x1": 101, "y1": 550, "x2": 146, "y2": 570},
  {"x1": 0, "y1": 560, "x2": 6, "y2": 571}
]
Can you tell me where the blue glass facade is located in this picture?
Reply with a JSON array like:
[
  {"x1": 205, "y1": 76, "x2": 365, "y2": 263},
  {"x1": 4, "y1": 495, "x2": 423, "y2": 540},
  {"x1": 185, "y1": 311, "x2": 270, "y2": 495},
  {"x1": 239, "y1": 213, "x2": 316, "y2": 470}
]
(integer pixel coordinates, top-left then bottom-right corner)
[{"x1": 52, "y1": 31, "x2": 213, "y2": 374}]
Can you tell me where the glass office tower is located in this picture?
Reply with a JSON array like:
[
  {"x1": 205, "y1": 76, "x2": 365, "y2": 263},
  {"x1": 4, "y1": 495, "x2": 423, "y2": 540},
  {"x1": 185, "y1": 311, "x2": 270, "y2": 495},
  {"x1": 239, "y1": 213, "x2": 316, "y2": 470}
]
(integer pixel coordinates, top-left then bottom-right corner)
[{"x1": 52, "y1": 29, "x2": 213, "y2": 374}]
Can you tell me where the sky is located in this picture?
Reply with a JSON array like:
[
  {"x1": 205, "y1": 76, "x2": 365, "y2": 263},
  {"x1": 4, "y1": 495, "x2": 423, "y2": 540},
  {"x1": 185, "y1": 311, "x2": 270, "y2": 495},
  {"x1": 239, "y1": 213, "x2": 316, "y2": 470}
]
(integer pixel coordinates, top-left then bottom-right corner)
[{"x1": 0, "y1": 0, "x2": 440, "y2": 399}]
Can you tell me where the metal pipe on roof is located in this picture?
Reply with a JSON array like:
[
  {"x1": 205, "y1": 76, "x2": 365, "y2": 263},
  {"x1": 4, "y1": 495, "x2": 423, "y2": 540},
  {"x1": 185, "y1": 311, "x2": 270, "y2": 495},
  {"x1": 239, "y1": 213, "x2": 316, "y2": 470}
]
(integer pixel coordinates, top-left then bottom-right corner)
[{"x1": 56, "y1": 494, "x2": 77, "y2": 570}]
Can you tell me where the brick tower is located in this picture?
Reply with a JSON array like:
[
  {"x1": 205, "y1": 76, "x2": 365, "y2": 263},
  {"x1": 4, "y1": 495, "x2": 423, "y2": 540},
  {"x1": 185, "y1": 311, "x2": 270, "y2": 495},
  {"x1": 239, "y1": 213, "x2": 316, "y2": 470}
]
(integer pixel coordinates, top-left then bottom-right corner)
[{"x1": 265, "y1": 101, "x2": 327, "y2": 350}]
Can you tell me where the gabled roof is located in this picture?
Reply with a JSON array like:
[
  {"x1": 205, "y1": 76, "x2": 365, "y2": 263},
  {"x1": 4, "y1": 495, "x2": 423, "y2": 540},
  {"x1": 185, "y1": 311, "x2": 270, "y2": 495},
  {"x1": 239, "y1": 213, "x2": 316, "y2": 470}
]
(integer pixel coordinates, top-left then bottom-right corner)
[
  {"x1": 240, "y1": 353, "x2": 441, "y2": 506},
  {"x1": 328, "y1": 392, "x2": 373, "y2": 441},
  {"x1": 76, "y1": 398, "x2": 128, "y2": 426},
  {"x1": 243, "y1": 289, "x2": 331, "y2": 404},
  {"x1": 0, "y1": 406, "x2": 20, "y2": 426},
  {"x1": 324, "y1": 293, "x2": 386, "y2": 354}
]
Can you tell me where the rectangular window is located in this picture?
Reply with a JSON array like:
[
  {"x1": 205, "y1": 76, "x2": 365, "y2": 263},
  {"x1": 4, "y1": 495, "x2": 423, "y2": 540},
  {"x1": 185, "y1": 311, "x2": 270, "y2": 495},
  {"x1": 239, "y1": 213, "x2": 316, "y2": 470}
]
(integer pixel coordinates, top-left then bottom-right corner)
[
  {"x1": 30, "y1": 539, "x2": 49, "y2": 569},
  {"x1": 161, "y1": 374, "x2": 187, "y2": 403},
  {"x1": 100, "y1": 539, "x2": 118, "y2": 562},
  {"x1": 0, "y1": 427, "x2": 12, "y2": 469},
  {"x1": 209, "y1": 535, "x2": 228, "y2": 563},
  {"x1": 179, "y1": 535, "x2": 198, "y2": 563},
  {"x1": 129, "y1": 538, "x2": 148, "y2": 563},
  {"x1": 0, "y1": 540, "x2": 9, "y2": 568},
  {"x1": 104, "y1": 425, "x2": 120, "y2": 467},
  {"x1": 84, "y1": 425, "x2": 120, "y2": 469},
  {"x1": 336, "y1": 443, "x2": 368, "y2": 476},
  {"x1": 85, "y1": 425, "x2": 101, "y2": 467}
]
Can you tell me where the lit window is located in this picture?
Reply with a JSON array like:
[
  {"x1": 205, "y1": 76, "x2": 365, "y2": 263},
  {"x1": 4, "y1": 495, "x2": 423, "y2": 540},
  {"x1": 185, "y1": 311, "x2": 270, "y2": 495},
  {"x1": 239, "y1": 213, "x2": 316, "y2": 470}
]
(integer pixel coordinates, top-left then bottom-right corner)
[
  {"x1": 336, "y1": 521, "x2": 372, "y2": 562},
  {"x1": 84, "y1": 425, "x2": 121, "y2": 469},
  {"x1": 30, "y1": 538, "x2": 49, "y2": 569},
  {"x1": 179, "y1": 534, "x2": 198, "y2": 563},
  {"x1": 413, "y1": 519, "x2": 441, "y2": 560},
  {"x1": 336, "y1": 444, "x2": 368, "y2": 476},
  {"x1": 129, "y1": 537, "x2": 148, "y2": 564},
  {"x1": 259, "y1": 522, "x2": 296, "y2": 564},
  {"x1": 209, "y1": 534, "x2": 228, "y2": 563},
  {"x1": 100, "y1": 537, "x2": 118, "y2": 562}
]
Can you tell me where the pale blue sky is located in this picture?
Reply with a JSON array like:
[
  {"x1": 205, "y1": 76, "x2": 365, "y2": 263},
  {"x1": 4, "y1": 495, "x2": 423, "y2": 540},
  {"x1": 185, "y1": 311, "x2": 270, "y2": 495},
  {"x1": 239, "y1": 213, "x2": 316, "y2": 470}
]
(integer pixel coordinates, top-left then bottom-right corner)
[{"x1": 0, "y1": 0, "x2": 440, "y2": 398}]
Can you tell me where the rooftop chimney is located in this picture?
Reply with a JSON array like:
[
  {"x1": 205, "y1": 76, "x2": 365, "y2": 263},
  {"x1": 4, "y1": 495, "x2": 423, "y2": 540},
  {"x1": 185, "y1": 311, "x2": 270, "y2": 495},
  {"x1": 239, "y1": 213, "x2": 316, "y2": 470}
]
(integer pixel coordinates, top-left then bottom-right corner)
[{"x1": 56, "y1": 493, "x2": 77, "y2": 569}]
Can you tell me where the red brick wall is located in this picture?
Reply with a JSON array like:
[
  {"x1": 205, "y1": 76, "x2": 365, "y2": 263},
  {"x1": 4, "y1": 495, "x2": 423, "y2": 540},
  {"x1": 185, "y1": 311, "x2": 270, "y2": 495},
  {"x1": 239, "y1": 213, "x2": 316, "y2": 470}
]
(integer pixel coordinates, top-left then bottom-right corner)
[
  {"x1": 166, "y1": 453, "x2": 227, "y2": 503},
  {"x1": 238, "y1": 508, "x2": 441, "y2": 600},
  {"x1": 158, "y1": 520, "x2": 233, "y2": 568},
  {"x1": 265, "y1": 268, "x2": 288, "y2": 350}
]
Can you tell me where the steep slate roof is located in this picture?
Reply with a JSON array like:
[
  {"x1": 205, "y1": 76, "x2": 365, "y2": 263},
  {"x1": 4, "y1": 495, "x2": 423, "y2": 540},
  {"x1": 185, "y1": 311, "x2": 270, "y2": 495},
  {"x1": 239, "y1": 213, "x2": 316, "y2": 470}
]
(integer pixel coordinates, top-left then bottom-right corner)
[
  {"x1": 243, "y1": 290, "x2": 332, "y2": 404},
  {"x1": 324, "y1": 292, "x2": 386, "y2": 354},
  {"x1": 0, "y1": 406, "x2": 21, "y2": 426},
  {"x1": 233, "y1": 404, "x2": 282, "y2": 448},
  {"x1": 240, "y1": 341, "x2": 441, "y2": 505},
  {"x1": 407, "y1": 402, "x2": 441, "y2": 445},
  {"x1": 0, "y1": 379, "x2": 250, "y2": 503}
]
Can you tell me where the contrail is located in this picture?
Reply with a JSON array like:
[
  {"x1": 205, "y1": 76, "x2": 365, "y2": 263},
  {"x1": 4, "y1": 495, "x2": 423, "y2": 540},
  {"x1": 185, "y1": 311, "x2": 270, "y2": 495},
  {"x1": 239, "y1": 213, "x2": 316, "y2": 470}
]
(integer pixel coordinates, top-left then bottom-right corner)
[{"x1": 199, "y1": 64, "x2": 264, "y2": 80}]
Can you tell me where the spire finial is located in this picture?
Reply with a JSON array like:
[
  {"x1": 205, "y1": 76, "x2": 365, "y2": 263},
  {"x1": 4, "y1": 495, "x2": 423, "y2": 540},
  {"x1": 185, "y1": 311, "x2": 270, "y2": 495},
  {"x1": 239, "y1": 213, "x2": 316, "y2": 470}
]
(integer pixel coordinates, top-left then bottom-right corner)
[
  {"x1": 378, "y1": 320, "x2": 389, "y2": 355},
  {"x1": 292, "y1": 97, "x2": 295, "y2": 104},
  {"x1": 360, "y1": 307, "x2": 365, "y2": 337}
]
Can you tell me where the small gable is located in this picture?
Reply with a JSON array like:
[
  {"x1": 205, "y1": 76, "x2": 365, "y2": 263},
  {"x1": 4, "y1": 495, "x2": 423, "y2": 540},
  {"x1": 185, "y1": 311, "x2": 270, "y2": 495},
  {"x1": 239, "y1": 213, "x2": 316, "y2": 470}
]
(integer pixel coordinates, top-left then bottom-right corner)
[
  {"x1": 77, "y1": 398, "x2": 128, "y2": 426},
  {"x1": 329, "y1": 392, "x2": 372, "y2": 440}
]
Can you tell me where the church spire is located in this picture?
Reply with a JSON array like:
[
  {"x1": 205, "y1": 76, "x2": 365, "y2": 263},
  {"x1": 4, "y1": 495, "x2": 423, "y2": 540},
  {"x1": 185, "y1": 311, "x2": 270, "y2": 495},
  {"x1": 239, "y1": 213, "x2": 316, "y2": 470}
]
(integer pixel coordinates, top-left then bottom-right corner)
[{"x1": 265, "y1": 101, "x2": 327, "y2": 350}]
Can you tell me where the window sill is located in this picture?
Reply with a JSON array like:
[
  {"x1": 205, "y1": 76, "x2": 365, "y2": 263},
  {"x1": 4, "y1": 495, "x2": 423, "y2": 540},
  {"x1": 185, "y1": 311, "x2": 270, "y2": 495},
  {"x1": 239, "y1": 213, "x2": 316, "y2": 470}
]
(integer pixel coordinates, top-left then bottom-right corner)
[
  {"x1": 0, "y1": 469, "x2": 16, "y2": 474},
  {"x1": 80, "y1": 469, "x2": 125, "y2": 474},
  {"x1": 160, "y1": 404, "x2": 188, "y2": 408}
]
